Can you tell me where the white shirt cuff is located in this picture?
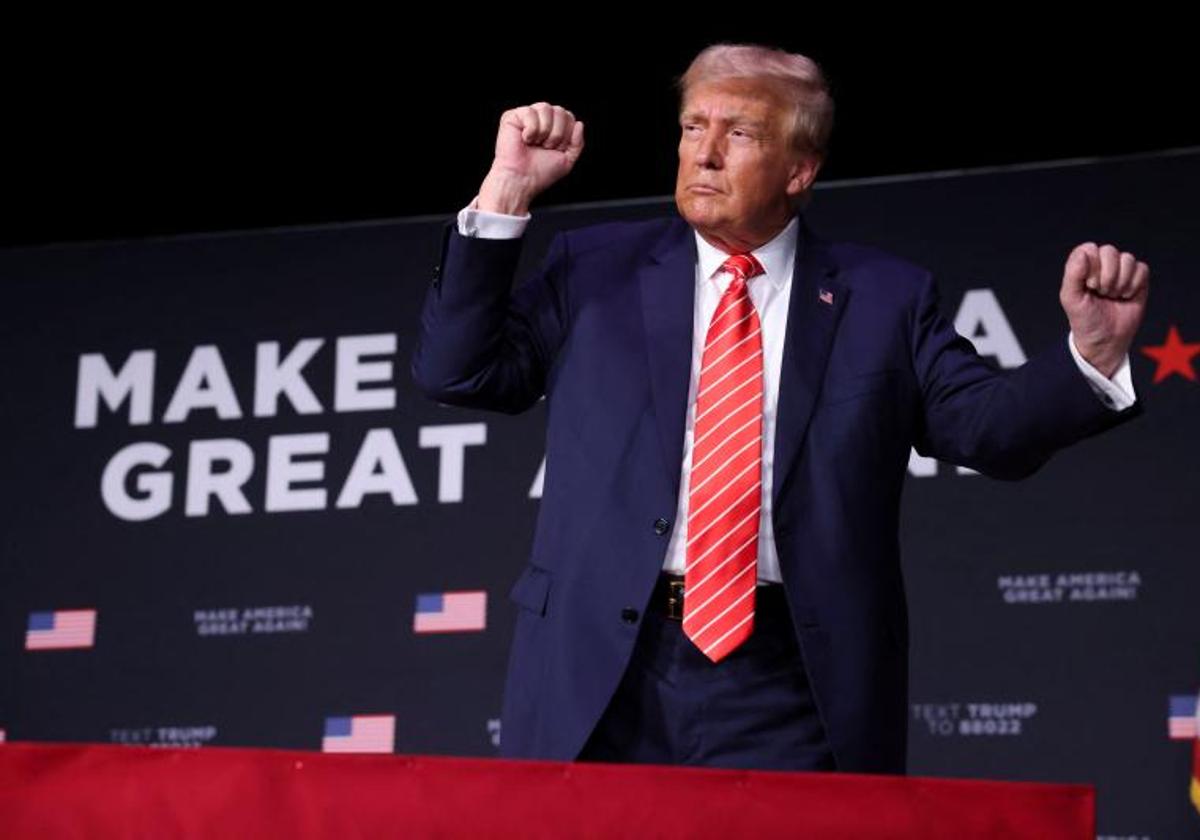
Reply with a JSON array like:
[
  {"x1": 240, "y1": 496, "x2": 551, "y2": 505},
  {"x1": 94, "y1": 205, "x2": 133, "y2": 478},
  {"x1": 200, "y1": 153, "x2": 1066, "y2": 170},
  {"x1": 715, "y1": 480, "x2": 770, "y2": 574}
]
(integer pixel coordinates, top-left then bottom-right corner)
[
  {"x1": 1067, "y1": 331, "x2": 1137, "y2": 411},
  {"x1": 456, "y1": 196, "x2": 530, "y2": 240}
]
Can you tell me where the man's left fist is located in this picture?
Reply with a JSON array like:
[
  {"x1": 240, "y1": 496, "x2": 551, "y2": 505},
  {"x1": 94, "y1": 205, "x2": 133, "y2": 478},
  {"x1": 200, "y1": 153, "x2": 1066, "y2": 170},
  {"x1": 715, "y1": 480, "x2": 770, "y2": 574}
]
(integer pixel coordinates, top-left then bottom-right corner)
[{"x1": 1059, "y1": 242, "x2": 1150, "y2": 379}]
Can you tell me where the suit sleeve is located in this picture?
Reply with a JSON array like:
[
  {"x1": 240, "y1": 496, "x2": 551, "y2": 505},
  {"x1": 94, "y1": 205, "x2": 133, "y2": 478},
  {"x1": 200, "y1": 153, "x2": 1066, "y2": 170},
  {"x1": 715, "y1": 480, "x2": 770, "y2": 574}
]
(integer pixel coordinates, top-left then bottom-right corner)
[
  {"x1": 909, "y1": 270, "x2": 1143, "y2": 480},
  {"x1": 410, "y1": 221, "x2": 570, "y2": 414}
]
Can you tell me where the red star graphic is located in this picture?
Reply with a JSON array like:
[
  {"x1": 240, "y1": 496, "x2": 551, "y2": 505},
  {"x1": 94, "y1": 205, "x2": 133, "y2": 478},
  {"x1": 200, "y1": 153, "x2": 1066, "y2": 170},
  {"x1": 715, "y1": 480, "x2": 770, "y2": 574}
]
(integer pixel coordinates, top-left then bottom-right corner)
[{"x1": 1140, "y1": 325, "x2": 1200, "y2": 383}]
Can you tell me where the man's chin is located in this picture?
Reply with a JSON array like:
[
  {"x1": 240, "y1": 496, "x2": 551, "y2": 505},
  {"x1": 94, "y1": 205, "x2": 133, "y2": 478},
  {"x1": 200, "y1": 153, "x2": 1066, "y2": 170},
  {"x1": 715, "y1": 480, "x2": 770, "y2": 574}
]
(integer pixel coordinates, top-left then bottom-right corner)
[{"x1": 675, "y1": 198, "x2": 724, "y2": 231}]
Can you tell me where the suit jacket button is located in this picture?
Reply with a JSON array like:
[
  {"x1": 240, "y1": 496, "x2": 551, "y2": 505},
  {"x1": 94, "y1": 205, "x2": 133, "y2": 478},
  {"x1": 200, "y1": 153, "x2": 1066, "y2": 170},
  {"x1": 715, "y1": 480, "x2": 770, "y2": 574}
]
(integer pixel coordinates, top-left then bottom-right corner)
[
  {"x1": 653, "y1": 518, "x2": 670, "y2": 535},
  {"x1": 621, "y1": 607, "x2": 639, "y2": 624}
]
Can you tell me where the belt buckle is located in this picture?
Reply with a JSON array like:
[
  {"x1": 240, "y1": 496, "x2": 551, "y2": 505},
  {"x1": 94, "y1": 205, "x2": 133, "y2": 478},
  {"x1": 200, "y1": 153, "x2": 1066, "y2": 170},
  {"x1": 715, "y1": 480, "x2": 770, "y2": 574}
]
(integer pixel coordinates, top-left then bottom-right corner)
[{"x1": 666, "y1": 578, "x2": 685, "y2": 620}]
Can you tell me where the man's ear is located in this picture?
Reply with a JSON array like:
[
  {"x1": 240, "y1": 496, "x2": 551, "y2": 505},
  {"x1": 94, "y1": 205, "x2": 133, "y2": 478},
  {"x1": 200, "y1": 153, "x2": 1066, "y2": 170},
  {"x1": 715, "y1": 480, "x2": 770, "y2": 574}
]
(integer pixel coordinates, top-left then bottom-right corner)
[{"x1": 787, "y1": 154, "x2": 822, "y2": 199}]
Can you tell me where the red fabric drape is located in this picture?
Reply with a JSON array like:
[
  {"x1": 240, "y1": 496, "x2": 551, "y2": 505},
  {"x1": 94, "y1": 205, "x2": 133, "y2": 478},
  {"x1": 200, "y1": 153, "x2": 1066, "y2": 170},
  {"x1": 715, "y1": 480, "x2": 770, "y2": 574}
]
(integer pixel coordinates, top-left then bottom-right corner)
[{"x1": 0, "y1": 741, "x2": 1093, "y2": 838}]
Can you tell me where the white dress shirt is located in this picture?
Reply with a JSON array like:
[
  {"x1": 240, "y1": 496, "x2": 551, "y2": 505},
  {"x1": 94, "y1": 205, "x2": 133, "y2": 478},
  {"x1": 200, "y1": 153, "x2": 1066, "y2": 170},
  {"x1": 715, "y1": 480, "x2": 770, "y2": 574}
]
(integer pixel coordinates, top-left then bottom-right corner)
[{"x1": 456, "y1": 200, "x2": 1137, "y2": 582}]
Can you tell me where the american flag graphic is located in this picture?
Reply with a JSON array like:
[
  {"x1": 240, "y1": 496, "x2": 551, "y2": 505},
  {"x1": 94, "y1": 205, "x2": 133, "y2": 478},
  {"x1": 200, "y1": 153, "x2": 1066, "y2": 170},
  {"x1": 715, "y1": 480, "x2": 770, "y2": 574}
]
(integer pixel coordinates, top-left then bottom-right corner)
[
  {"x1": 321, "y1": 715, "x2": 395, "y2": 753},
  {"x1": 818, "y1": 288, "x2": 834, "y2": 305},
  {"x1": 413, "y1": 590, "x2": 487, "y2": 633},
  {"x1": 1169, "y1": 694, "x2": 1199, "y2": 740},
  {"x1": 25, "y1": 609, "x2": 97, "y2": 650}
]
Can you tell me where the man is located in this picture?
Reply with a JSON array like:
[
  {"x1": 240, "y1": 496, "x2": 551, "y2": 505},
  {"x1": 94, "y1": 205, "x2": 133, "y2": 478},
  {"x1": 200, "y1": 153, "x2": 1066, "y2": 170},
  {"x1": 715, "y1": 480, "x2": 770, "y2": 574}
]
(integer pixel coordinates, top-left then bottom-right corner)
[{"x1": 412, "y1": 44, "x2": 1148, "y2": 774}]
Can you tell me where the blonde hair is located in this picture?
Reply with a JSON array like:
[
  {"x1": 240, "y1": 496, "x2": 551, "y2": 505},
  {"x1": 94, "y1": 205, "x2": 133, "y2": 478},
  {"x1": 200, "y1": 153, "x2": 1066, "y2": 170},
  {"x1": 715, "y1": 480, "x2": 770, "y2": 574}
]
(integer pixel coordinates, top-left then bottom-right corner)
[{"x1": 676, "y1": 43, "x2": 835, "y2": 163}]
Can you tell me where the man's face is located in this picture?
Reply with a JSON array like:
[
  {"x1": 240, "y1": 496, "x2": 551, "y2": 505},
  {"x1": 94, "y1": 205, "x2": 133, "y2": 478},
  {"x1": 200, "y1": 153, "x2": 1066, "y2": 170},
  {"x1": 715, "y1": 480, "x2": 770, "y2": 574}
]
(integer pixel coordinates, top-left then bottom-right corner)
[{"x1": 675, "y1": 78, "x2": 818, "y2": 253}]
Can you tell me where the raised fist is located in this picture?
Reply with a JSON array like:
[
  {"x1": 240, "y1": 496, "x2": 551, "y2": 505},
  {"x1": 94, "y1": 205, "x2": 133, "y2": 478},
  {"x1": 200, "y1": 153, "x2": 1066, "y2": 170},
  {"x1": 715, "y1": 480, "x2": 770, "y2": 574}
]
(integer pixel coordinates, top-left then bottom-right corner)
[
  {"x1": 477, "y1": 103, "x2": 585, "y2": 216},
  {"x1": 1059, "y1": 242, "x2": 1150, "y2": 378}
]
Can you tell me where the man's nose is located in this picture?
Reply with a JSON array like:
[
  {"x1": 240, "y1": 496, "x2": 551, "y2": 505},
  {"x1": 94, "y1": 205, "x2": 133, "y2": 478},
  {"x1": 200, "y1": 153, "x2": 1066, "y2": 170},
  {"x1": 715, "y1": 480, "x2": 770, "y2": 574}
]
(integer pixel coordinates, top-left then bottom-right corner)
[{"x1": 695, "y1": 133, "x2": 723, "y2": 167}]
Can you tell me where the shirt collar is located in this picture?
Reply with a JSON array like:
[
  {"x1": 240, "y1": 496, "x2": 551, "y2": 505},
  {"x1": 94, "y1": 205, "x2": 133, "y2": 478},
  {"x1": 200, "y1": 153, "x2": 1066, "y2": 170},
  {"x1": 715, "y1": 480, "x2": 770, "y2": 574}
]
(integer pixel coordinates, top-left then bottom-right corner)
[{"x1": 693, "y1": 215, "x2": 799, "y2": 292}]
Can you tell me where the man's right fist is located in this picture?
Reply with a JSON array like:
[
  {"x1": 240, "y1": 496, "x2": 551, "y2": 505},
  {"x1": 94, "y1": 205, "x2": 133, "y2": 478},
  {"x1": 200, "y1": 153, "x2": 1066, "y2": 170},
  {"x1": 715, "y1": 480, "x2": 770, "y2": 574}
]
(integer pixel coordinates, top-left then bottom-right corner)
[{"x1": 477, "y1": 103, "x2": 585, "y2": 216}]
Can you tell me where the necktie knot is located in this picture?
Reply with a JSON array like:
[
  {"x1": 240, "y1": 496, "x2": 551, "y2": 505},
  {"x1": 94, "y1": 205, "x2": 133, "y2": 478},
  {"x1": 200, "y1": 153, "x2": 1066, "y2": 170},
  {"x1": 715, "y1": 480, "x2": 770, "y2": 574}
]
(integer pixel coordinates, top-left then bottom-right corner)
[{"x1": 721, "y1": 253, "x2": 765, "y2": 286}]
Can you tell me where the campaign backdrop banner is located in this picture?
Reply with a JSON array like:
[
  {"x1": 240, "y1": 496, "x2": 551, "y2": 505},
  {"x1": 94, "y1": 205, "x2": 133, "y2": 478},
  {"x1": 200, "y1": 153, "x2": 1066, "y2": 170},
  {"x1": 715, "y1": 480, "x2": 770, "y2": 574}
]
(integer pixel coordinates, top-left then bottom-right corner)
[{"x1": 2, "y1": 149, "x2": 1197, "y2": 837}]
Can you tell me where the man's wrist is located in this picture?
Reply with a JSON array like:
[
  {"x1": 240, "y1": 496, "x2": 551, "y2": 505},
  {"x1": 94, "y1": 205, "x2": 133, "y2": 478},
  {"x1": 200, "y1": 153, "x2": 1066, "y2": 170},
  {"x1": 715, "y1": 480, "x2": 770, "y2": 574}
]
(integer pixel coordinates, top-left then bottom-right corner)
[
  {"x1": 1072, "y1": 336, "x2": 1124, "y2": 379},
  {"x1": 477, "y1": 169, "x2": 536, "y2": 216},
  {"x1": 1067, "y1": 331, "x2": 1137, "y2": 410}
]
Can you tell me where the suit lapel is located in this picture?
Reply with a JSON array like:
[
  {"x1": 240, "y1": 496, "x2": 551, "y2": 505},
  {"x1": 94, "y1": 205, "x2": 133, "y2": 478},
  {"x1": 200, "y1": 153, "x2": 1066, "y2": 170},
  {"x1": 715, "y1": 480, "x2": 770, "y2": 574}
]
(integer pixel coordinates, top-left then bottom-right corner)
[
  {"x1": 637, "y1": 213, "x2": 849, "y2": 510},
  {"x1": 772, "y1": 216, "x2": 850, "y2": 508},
  {"x1": 639, "y1": 216, "x2": 697, "y2": 502}
]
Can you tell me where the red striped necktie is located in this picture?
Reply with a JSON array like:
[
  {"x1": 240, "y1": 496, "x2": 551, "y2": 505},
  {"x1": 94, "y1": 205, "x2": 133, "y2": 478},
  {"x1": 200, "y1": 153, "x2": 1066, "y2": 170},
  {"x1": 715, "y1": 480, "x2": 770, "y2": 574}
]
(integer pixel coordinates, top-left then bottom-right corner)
[{"x1": 683, "y1": 252, "x2": 765, "y2": 663}]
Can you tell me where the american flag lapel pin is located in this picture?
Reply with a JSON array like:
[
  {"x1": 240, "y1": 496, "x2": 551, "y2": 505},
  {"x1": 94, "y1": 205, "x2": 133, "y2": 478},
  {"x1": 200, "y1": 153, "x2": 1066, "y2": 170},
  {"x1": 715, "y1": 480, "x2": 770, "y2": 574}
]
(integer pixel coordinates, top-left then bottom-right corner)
[{"x1": 818, "y1": 287, "x2": 834, "y2": 305}]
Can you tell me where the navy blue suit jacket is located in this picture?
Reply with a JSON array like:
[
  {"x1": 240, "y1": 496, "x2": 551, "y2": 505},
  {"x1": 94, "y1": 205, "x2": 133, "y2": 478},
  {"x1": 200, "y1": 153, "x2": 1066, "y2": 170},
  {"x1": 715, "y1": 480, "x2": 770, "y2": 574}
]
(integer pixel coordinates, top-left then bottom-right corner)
[{"x1": 411, "y1": 211, "x2": 1142, "y2": 774}]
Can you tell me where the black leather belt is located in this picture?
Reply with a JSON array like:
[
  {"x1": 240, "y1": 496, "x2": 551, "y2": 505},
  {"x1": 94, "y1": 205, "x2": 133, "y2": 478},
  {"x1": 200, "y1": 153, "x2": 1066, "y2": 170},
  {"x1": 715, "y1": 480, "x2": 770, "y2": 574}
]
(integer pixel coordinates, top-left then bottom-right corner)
[{"x1": 652, "y1": 572, "x2": 787, "y2": 621}]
